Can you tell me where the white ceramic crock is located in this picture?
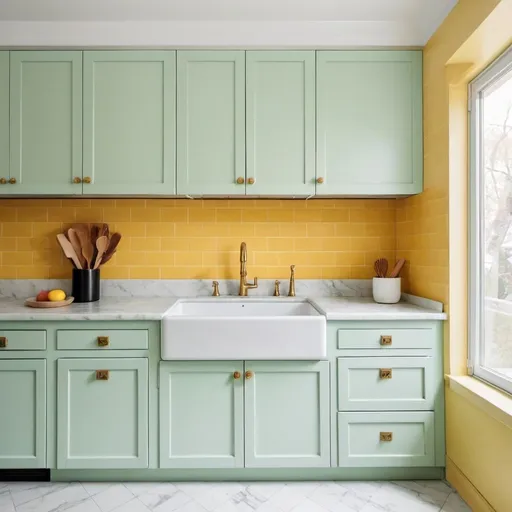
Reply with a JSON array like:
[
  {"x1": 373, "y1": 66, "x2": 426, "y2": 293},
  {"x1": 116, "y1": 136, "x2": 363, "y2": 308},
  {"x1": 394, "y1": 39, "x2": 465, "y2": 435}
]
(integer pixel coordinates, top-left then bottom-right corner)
[{"x1": 372, "y1": 277, "x2": 401, "y2": 304}]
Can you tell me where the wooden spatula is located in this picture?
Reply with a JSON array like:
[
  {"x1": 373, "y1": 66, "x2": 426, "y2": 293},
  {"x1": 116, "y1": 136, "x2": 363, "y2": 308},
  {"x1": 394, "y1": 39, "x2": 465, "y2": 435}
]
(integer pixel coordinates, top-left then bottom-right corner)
[
  {"x1": 389, "y1": 258, "x2": 406, "y2": 278},
  {"x1": 100, "y1": 232, "x2": 122, "y2": 265},
  {"x1": 94, "y1": 236, "x2": 109, "y2": 269},
  {"x1": 68, "y1": 228, "x2": 86, "y2": 269},
  {"x1": 56, "y1": 234, "x2": 82, "y2": 269}
]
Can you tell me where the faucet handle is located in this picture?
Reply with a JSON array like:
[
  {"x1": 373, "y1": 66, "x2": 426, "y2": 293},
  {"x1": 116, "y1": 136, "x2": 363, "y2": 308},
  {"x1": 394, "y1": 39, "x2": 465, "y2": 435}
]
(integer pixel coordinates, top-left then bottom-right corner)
[
  {"x1": 212, "y1": 281, "x2": 220, "y2": 296},
  {"x1": 274, "y1": 280, "x2": 281, "y2": 297}
]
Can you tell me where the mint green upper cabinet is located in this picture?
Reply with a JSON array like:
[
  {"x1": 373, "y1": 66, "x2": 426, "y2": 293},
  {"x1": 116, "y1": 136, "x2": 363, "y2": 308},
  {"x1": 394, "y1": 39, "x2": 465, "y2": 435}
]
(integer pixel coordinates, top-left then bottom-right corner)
[
  {"x1": 9, "y1": 51, "x2": 82, "y2": 195},
  {"x1": 244, "y1": 361, "x2": 330, "y2": 468},
  {"x1": 177, "y1": 51, "x2": 245, "y2": 196},
  {"x1": 159, "y1": 361, "x2": 244, "y2": 468},
  {"x1": 246, "y1": 51, "x2": 316, "y2": 196},
  {"x1": 316, "y1": 51, "x2": 422, "y2": 196},
  {"x1": 83, "y1": 51, "x2": 176, "y2": 195},
  {"x1": 0, "y1": 360, "x2": 46, "y2": 468},
  {"x1": 0, "y1": 52, "x2": 8, "y2": 189},
  {"x1": 57, "y1": 358, "x2": 148, "y2": 469}
]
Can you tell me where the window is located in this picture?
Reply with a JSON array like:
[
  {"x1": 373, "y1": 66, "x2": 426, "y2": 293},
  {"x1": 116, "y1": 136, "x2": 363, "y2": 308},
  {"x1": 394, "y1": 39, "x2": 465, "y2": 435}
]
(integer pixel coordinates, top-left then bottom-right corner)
[{"x1": 470, "y1": 46, "x2": 512, "y2": 395}]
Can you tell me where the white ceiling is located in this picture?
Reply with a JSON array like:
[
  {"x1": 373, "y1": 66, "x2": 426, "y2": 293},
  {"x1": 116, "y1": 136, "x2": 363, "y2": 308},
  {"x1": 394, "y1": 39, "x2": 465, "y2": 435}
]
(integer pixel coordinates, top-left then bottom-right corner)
[{"x1": 0, "y1": 0, "x2": 458, "y2": 47}]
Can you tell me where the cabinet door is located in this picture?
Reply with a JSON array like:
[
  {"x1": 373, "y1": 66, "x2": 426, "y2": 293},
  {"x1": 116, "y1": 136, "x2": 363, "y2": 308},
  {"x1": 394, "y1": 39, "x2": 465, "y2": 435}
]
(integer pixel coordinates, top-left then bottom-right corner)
[
  {"x1": 246, "y1": 51, "x2": 316, "y2": 196},
  {"x1": 245, "y1": 361, "x2": 330, "y2": 468},
  {"x1": 83, "y1": 51, "x2": 176, "y2": 195},
  {"x1": 0, "y1": 52, "x2": 8, "y2": 189},
  {"x1": 177, "y1": 51, "x2": 245, "y2": 195},
  {"x1": 159, "y1": 361, "x2": 244, "y2": 468},
  {"x1": 57, "y1": 358, "x2": 148, "y2": 469},
  {"x1": 316, "y1": 51, "x2": 422, "y2": 195},
  {"x1": 0, "y1": 360, "x2": 46, "y2": 468},
  {"x1": 9, "y1": 51, "x2": 82, "y2": 195}
]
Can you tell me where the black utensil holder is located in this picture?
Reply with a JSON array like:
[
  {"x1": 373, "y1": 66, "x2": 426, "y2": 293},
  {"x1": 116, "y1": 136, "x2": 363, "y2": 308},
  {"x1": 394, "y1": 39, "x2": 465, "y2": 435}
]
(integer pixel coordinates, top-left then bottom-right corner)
[{"x1": 72, "y1": 269, "x2": 100, "y2": 303}]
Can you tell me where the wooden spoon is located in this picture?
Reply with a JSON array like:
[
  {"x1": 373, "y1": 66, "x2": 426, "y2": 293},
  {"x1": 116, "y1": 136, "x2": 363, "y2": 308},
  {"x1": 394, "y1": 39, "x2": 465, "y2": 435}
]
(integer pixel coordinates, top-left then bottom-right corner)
[
  {"x1": 56, "y1": 234, "x2": 82, "y2": 269},
  {"x1": 374, "y1": 258, "x2": 388, "y2": 278},
  {"x1": 389, "y1": 258, "x2": 406, "y2": 278},
  {"x1": 94, "y1": 236, "x2": 109, "y2": 269},
  {"x1": 100, "y1": 223, "x2": 110, "y2": 239},
  {"x1": 100, "y1": 232, "x2": 122, "y2": 265},
  {"x1": 68, "y1": 228, "x2": 86, "y2": 269}
]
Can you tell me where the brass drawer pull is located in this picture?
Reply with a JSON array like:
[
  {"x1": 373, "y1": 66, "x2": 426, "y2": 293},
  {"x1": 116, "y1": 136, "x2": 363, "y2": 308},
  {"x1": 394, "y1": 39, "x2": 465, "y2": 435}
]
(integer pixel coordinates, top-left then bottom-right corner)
[
  {"x1": 380, "y1": 335, "x2": 392, "y2": 346},
  {"x1": 233, "y1": 371, "x2": 241, "y2": 379},
  {"x1": 245, "y1": 371, "x2": 254, "y2": 380},
  {"x1": 96, "y1": 370, "x2": 109, "y2": 380},
  {"x1": 380, "y1": 432, "x2": 393, "y2": 442},
  {"x1": 97, "y1": 336, "x2": 109, "y2": 347},
  {"x1": 0, "y1": 337, "x2": 7, "y2": 348},
  {"x1": 379, "y1": 368, "x2": 392, "y2": 379}
]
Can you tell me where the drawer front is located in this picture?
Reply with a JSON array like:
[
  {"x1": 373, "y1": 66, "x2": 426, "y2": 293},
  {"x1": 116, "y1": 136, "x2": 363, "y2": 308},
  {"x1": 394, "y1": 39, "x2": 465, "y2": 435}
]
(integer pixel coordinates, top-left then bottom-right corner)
[
  {"x1": 338, "y1": 411, "x2": 435, "y2": 467},
  {"x1": 337, "y1": 356, "x2": 434, "y2": 411},
  {"x1": 57, "y1": 330, "x2": 148, "y2": 350},
  {"x1": 0, "y1": 330, "x2": 46, "y2": 351},
  {"x1": 337, "y1": 328, "x2": 434, "y2": 350}
]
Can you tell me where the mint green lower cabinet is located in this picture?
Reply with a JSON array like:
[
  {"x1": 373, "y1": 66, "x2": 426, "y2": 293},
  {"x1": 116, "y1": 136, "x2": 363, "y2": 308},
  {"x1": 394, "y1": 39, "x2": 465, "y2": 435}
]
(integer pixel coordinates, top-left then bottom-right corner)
[
  {"x1": 0, "y1": 52, "x2": 8, "y2": 186},
  {"x1": 245, "y1": 361, "x2": 330, "y2": 468},
  {"x1": 159, "y1": 361, "x2": 244, "y2": 469},
  {"x1": 57, "y1": 358, "x2": 149, "y2": 469},
  {"x1": 338, "y1": 411, "x2": 435, "y2": 467},
  {"x1": 0, "y1": 360, "x2": 46, "y2": 468}
]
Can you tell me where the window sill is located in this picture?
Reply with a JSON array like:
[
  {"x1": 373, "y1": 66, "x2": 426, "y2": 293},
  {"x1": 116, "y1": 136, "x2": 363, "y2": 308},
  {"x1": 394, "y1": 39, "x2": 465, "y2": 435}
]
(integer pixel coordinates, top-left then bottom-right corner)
[{"x1": 446, "y1": 375, "x2": 512, "y2": 429}]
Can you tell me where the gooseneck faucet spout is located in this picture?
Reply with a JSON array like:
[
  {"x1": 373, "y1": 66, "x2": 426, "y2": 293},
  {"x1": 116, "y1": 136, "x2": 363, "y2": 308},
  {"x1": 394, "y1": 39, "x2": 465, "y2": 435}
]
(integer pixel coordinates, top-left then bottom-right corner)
[{"x1": 239, "y1": 242, "x2": 258, "y2": 296}]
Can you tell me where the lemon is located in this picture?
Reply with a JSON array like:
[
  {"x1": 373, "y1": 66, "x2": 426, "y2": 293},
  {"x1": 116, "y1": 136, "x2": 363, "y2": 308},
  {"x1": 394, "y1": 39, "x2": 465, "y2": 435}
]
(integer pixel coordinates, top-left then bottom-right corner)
[{"x1": 48, "y1": 289, "x2": 66, "y2": 302}]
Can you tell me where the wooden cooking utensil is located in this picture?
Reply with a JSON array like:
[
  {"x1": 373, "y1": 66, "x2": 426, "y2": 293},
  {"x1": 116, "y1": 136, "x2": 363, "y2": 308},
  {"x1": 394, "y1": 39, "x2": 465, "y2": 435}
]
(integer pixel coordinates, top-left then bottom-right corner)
[
  {"x1": 389, "y1": 258, "x2": 406, "y2": 278},
  {"x1": 68, "y1": 228, "x2": 86, "y2": 269},
  {"x1": 100, "y1": 223, "x2": 110, "y2": 239},
  {"x1": 56, "y1": 234, "x2": 82, "y2": 269},
  {"x1": 100, "y1": 232, "x2": 122, "y2": 265},
  {"x1": 81, "y1": 240, "x2": 94, "y2": 269},
  {"x1": 94, "y1": 236, "x2": 109, "y2": 269},
  {"x1": 374, "y1": 258, "x2": 389, "y2": 278}
]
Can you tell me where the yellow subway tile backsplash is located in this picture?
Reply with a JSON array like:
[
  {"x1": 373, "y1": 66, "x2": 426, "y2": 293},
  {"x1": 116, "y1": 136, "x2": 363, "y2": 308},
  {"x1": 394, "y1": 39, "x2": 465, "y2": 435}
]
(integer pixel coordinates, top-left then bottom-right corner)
[{"x1": 0, "y1": 198, "x2": 397, "y2": 279}]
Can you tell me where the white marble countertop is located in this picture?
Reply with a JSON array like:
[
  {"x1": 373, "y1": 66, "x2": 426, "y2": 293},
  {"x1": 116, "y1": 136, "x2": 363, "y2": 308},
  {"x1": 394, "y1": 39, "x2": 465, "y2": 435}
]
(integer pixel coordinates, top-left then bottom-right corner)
[{"x1": 0, "y1": 295, "x2": 446, "y2": 321}]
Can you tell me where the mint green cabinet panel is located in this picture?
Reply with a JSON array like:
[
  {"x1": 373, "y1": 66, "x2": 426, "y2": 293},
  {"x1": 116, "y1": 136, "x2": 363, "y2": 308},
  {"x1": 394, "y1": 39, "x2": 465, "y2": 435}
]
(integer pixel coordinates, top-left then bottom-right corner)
[
  {"x1": 57, "y1": 329, "x2": 148, "y2": 350},
  {"x1": 245, "y1": 361, "x2": 330, "y2": 468},
  {"x1": 83, "y1": 51, "x2": 176, "y2": 195},
  {"x1": 57, "y1": 358, "x2": 148, "y2": 469},
  {"x1": 0, "y1": 52, "x2": 8, "y2": 187},
  {"x1": 159, "y1": 361, "x2": 244, "y2": 468},
  {"x1": 246, "y1": 51, "x2": 316, "y2": 196},
  {"x1": 9, "y1": 51, "x2": 82, "y2": 195},
  {"x1": 337, "y1": 327, "x2": 434, "y2": 350},
  {"x1": 338, "y1": 412, "x2": 435, "y2": 467},
  {"x1": 177, "y1": 51, "x2": 245, "y2": 196},
  {"x1": 337, "y1": 357, "x2": 434, "y2": 411},
  {"x1": 0, "y1": 360, "x2": 46, "y2": 468},
  {"x1": 0, "y1": 330, "x2": 46, "y2": 351},
  {"x1": 317, "y1": 51, "x2": 422, "y2": 196}
]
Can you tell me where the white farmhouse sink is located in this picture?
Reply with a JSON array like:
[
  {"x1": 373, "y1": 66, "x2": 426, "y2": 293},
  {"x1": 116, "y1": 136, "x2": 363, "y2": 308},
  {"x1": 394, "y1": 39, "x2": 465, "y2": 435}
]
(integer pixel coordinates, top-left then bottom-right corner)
[{"x1": 161, "y1": 298, "x2": 326, "y2": 360}]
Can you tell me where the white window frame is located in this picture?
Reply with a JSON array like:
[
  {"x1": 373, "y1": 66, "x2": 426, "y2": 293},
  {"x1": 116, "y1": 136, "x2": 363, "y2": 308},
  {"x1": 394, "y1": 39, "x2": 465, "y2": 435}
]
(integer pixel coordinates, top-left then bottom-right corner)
[{"x1": 469, "y1": 45, "x2": 512, "y2": 396}]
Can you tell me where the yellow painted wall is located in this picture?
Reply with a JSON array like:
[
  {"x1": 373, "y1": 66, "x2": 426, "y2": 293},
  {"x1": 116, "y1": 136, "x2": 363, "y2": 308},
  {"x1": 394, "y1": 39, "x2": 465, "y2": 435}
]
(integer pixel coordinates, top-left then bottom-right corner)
[
  {"x1": 397, "y1": 0, "x2": 512, "y2": 510},
  {"x1": 0, "y1": 198, "x2": 396, "y2": 280}
]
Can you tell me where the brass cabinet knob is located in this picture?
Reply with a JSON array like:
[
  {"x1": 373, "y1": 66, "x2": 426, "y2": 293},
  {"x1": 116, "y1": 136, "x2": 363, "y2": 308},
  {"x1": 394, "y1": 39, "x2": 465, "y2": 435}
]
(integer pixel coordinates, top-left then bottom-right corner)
[
  {"x1": 0, "y1": 178, "x2": 6, "y2": 185},
  {"x1": 236, "y1": 177, "x2": 245, "y2": 185},
  {"x1": 379, "y1": 368, "x2": 392, "y2": 379},
  {"x1": 73, "y1": 177, "x2": 82, "y2": 184},
  {"x1": 97, "y1": 336, "x2": 109, "y2": 347},
  {"x1": 0, "y1": 336, "x2": 7, "y2": 348},
  {"x1": 245, "y1": 371, "x2": 254, "y2": 380},
  {"x1": 247, "y1": 177, "x2": 255, "y2": 185},
  {"x1": 380, "y1": 335, "x2": 392, "y2": 346},
  {"x1": 233, "y1": 371, "x2": 241, "y2": 379},
  {"x1": 83, "y1": 176, "x2": 92, "y2": 184},
  {"x1": 316, "y1": 177, "x2": 324, "y2": 184},
  {"x1": 380, "y1": 432, "x2": 393, "y2": 442},
  {"x1": 8, "y1": 177, "x2": 16, "y2": 184},
  {"x1": 96, "y1": 370, "x2": 109, "y2": 380}
]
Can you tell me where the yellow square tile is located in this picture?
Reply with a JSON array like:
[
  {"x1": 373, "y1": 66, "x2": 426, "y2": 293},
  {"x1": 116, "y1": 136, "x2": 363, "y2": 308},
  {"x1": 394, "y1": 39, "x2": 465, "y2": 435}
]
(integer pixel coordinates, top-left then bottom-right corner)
[
  {"x1": 33, "y1": 222, "x2": 61, "y2": 237},
  {"x1": 189, "y1": 209, "x2": 215, "y2": 222},
  {"x1": 295, "y1": 238, "x2": 323, "y2": 251},
  {"x1": 175, "y1": 252, "x2": 203, "y2": 266},
  {"x1": 17, "y1": 208, "x2": 48, "y2": 222},
  {"x1": 321, "y1": 210, "x2": 350, "y2": 222},
  {"x1": 100, "y1": 267, "x2": 131, "y2": 279},
  {"x1": 0, "y1": 266, "x2": 17, "y2": 278},
  {"x1": 3, "y1": 251, "x2": 32, "y2": 266},
  {"x1": 189, "y1": 238, "x2": 217, "y2": 251},
  {"x1": 216, "y1": 209, "x2": 242, "y2": 222},
  {"x1": 307, "y1": 223, "x2": 334, "y2": 237},
  {"x1": 267, "y1": 210, "x2": 295, "y2": 222},
  {"x1": 0, "y1": 207, "x2": 17, "y2": 222},
  {"x1": 161, "y1": 209, "x2": 188, "y2": 222},
  {"x1": 115, "y1": 251, "x2": 145, "y2": 266},
  {"x1": 280, "y1": 223, "x2": 308, "y2": 237},
  {"x1": 306, "y1": 199, "x2": 336, "y2": 210},
  {"x1": 268, "y1": 238, "x2": 292, "y2": 251},
  {"x1": 49, "y1": 266, "x2": 71, "y2": 279},
  {"x1": 3, "y1": 223, "x2": 32, "y2": 237},
  {"x1": 294, "y1": 210, "x2": 323, "y2": 222},
  {"x1": 131, "y1": 208, "x2": 161, "y2": 222},
  {"x1": 336, "y1": 252, "x2": 366, "y2": 266},
  {"x1": 115, "y1": 199, "x2": 146, "y2": 207},
  {"x1": 254, "y1": 223, "x2": 280, "y2": 237},
  {"x1": 74, "y1": 208, "x2": 104, "y2": 223},
  {"x1": 90, "y1": 199, "x2": 116, "y2": 208},
  {"x1": 17, "y1": 266, "x2": 50, "y2": 279},
  {"x1": 130, "y1": 237, "x2": 161, "y2": 252},
  {"x1": 228, "y1": 224, "x2": 255, "y2": 237},
  {"x1": 48, "y1": 207, "x2": 76, "y2": 222},
  {"x1": 161, "y1": 238, "x2": 190, "y2": 251},
  {"x1": 103, "y1": 208, "x2": 131, "y2": 222},
  {"x1": 62, "y1": 199, "x2": 91, "y2": 208},
  {"x1": 130, "y1": 268, "x2": 161, "y2": 279},
  {"x1": 112, "y1": 222, "x2": 146, "y2": 237},
  {"x1": 242, "y1": 210, "x2": 268, "y2": 222},
  {"x1": 350, "y1": 237, "x2": 380, "y2": 251},
  {"x1": 146, "y1": 222, "x2": 174, "y2": 237}
]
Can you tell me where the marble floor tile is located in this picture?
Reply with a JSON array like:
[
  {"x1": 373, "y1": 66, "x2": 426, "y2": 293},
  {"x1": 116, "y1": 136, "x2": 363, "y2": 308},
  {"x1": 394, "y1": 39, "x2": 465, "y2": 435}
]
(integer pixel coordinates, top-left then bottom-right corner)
[
  {"x1": 91, "y1": 485, "x2": 134, "y2": 512},
  {"x1": 15, "y1": 483, "x2": 89, "y2": 512},
  {"x1": 309, "y1": 481, "x2": 369, "y2": 511},
  {"x1": 440, "y1": 493, "x2": 472, "y2": 512},
  {"x1": 0, "y1": 484, "x2": 15, "y2": 512}
]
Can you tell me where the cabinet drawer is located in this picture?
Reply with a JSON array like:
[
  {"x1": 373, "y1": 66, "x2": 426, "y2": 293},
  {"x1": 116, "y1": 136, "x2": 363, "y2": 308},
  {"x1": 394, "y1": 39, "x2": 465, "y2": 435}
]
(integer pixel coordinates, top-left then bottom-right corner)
[
  {"x1": 337, "y1": 357, "x2": 434, "y2": 411},
  {"x1": 0, "y1": 330, "x2": 46, "y2": 350},
  {"x1": 338, "y1": 411, "x2": 435, "y2": 467},
  {"x1": 57, "y1": 330, "x2": 148, "y2": 350},
  {"x1": 337, "y1": 328, "x2": 434, "y2": 350}
]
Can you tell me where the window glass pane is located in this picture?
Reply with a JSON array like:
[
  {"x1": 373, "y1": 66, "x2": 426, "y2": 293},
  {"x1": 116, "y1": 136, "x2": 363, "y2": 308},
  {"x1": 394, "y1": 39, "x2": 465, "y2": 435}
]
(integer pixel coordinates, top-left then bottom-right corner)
[{"x1": 483, "y1": 67, "x2": 512, "y2": 384}]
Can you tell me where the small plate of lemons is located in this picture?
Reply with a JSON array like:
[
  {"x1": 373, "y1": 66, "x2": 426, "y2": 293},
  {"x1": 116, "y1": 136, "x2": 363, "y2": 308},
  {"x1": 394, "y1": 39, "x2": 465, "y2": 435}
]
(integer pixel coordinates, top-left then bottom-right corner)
[{"x1": 25, "y1": 289, "x2": 75, "y2": 308}]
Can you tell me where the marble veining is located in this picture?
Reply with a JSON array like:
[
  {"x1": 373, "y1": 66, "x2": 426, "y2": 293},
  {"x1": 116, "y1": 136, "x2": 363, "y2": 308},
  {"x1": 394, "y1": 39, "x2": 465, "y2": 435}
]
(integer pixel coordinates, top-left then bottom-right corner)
[{"x1": 0, "y1": 481, "x2": 471, "y2": 512}]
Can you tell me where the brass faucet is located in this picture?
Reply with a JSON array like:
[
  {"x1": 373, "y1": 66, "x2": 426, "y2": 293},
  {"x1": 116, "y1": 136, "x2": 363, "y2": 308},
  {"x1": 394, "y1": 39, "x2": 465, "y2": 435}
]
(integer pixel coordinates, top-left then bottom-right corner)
[
  {"x1": 239, "y1": 242, "x2": 258, "y2": 296},
  {"x1": 288, "y1": 265, "x2": 296, "y2": 297}
]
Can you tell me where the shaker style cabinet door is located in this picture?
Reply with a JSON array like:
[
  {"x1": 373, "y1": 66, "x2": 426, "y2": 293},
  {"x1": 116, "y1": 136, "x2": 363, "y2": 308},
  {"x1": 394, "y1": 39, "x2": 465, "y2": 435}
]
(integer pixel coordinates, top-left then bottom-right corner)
[
  {"x1": 83, "y1": 51, "x2": 176, "y2": 195},
  {"x1": 0, "y1": 52, "x2": 8, "y2": 191},
  {"x1": 316, "y1": 51, "x2": 423, "y2": 195},
  {"x1": 9, "y1": 51, "x2": 83, "y2": 195},
  {"x1": 246, "y1": 51, "x2": 316, "y2": 196},
  {"x1": 177, "y1": 51, "x2": 246, "y2": 196},
  {"x1": 244, "y1": 361, "x2": 330, "y2": 468},
  {"x1": 159, "y1": 361, "x2": 244, "y2": 468},
  {"x1": 57, "y1": 358, "x2": 149, "y2": 469},
  {"x1": 0, "y1": 360, "x2": 46, "y2": 468}
]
